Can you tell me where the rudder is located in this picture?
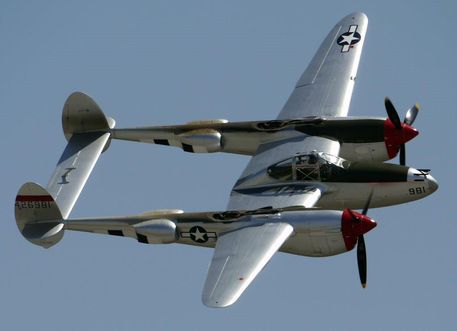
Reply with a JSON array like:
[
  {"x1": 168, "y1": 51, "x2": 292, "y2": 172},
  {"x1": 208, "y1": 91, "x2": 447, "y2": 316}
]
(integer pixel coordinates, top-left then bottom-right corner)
[{"x1": 15, "y1": 182, "x2": 64, "y2": 248}]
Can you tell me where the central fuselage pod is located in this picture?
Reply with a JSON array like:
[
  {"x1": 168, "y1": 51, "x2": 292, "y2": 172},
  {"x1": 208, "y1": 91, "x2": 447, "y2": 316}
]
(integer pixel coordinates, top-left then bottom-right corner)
[{"x1": 262, "y1": 152, "x2": 438, "y2": 210}]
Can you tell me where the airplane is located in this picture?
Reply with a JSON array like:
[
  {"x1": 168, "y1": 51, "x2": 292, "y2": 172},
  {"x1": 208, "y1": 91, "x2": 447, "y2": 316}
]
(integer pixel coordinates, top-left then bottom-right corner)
[{"x1": 15, "y1": 12, "x2": 438, "y2": 308}]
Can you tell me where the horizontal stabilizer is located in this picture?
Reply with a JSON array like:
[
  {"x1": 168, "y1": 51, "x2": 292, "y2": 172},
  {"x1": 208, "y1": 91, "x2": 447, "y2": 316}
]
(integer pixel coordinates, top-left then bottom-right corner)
[
  {"x1": 15, "y1": 182, "x2": 64, "y2": 248},
  {"x1": 46, "y1": 131, "x2": 110, "y2": 219}
]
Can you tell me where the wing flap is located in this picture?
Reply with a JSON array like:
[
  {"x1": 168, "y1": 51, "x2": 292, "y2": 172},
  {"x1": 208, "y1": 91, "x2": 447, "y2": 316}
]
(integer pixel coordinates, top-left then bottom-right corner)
[{"x1": 202, "y1": 222, "x2": 293, "y2": 308}]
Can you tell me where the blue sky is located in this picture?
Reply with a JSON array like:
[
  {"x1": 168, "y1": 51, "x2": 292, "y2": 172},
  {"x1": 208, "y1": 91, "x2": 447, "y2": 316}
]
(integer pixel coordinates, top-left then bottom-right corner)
[{"x1": 1, "y1": 1, "x2": 455, "y2": 330}]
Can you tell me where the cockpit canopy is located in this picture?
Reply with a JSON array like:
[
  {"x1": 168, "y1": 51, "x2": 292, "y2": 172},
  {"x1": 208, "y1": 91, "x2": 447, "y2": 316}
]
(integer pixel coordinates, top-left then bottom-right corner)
[{"x1": 267, "y1": 151, "x2": 347, "y2": 181}]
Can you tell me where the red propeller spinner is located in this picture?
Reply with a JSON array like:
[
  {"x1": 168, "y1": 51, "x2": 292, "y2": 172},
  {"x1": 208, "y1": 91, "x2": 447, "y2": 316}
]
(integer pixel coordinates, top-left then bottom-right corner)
[
  {"x1": 383, "y1": 97, "x2": 420, "y2": 165},
  {"x1": 384, "y1": 118, "x2": 419, "y2": 159},
  {"x1": 341, "y1": 208, "x2": 377, "y2": 251}
]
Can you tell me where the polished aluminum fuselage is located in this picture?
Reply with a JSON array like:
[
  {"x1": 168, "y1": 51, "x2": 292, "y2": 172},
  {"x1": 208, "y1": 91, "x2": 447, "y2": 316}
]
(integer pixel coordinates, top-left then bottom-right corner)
[{"x1": 316, "y1": 179, "x2": 437, "y2": 210}]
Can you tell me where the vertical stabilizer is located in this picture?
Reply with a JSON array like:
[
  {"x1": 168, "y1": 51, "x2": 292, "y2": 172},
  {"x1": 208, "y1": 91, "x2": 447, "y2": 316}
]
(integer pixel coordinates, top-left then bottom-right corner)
[{"x1": 15, "y1": 182, "x2": 64, "y2": 248}]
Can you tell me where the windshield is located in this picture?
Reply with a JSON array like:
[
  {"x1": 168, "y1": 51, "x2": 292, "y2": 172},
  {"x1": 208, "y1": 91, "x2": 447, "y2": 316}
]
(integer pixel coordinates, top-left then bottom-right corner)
[
  {"x1": 318, "y1": 152, "x2": 346, "y2": 167},
  {"x1": 267, "y1": 152, "x2": 347, "y2": 181}
]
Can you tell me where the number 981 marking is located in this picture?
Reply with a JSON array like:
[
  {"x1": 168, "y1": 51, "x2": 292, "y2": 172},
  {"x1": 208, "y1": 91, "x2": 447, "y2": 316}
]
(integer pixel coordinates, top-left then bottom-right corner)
[{"x1": 409, "y1": 187, "x2": 426, "y2": 195}]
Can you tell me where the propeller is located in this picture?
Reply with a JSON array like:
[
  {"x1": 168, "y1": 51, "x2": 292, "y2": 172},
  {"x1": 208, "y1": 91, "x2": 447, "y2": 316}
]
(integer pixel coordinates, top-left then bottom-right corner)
[
  {"x1": 404, "y1": 103, "x2": 420, "y2": 126},
  {"x1": 349, "y1": 191, "x2": 373, "y2": 288},
  {"x1": 357, "y1": 233, "x2": 367, "y2": 288},
  {"x1": 384, "y1": 97, "x2": 420, "y2": 166},
  {"x1": 384, "y1": 97, "x2": 402, "y2": 129}
]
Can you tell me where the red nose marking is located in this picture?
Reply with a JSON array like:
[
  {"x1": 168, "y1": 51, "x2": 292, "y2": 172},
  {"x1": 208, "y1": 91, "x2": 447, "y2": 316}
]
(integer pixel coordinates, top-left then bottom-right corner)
[
  {"x1": 341, "y1": 209, "x2": 377, "y2": 251},
  {"x1": 384, "y1": 119, "x2": 419, "y2": 159}
]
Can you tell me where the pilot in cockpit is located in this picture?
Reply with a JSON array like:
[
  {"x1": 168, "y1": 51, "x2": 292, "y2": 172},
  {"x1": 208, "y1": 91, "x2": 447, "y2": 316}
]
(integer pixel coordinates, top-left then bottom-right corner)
[{"x1": 308, "y1": 153, "x2": 318, "y2": 164}]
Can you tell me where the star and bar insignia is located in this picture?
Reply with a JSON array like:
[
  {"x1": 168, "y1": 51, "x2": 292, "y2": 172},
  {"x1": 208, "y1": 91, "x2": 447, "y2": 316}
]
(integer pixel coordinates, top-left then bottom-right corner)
[
  {"x1": 180, "y1": 226, "x2": 217, "y2": 243},
  {"x1": 337, "y1": 25, "x2": 361, "y2": 52}
]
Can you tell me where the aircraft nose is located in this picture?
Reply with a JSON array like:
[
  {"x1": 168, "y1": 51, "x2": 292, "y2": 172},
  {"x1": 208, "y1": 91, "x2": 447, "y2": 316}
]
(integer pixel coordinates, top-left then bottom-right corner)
[
  {"x1": 407, "y1": 168, "x2": 439, "y2": 194},
  {"x1": 427, "y1": 174, "x2": 439, "y2": 193}
]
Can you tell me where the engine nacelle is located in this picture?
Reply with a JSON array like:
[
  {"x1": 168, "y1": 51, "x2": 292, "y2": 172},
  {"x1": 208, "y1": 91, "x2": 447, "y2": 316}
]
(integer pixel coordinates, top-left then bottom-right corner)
[
  {"x1": 277, "y1": 209, "x2": 376, "y2": 257},
  {"x1": 304, "y1": 117, "x2": 418, "y2": 162},
  {"x1": 337, "y1": 118, "x2": 418, "y2": 162},
  {"x1": 133, "y1": 219, "x2": 177, "y2": 244},
  {"x1": 339, "y1": 141, "x2": 390, "y2": 162}
]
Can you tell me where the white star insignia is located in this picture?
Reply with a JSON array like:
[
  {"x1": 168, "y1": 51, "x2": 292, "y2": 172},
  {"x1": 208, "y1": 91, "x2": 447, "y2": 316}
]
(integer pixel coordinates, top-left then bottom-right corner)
[
  {"x1": 341, "y1": 32, "x2": 359, "y2": 45},
  {"x1": 191, "y1": 228, "x2": 206, "y2": 242}
]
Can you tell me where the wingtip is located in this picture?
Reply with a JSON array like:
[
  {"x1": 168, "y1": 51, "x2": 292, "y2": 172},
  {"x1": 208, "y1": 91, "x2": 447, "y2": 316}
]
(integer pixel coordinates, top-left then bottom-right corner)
[
  {"x1": 344, "y1": 12, "x2": 368, "y2": 22},
  {"x1": 202, "y1": 298, "x2": 235, "y2": 309},
  {"x1": 202, "y1": 290, "x2": 240, "y2": 308}
]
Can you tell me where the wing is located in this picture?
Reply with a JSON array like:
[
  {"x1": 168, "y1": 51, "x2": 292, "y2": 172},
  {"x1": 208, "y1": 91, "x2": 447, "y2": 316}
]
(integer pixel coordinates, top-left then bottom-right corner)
[
  {"x1": 226, "y1": 12, "x2": 368, "y2": 209},
  {"x1": 202, "y1": 223, "x2": 293, "y2": 308},
  {"x1": 110, "y1": 117, "x2": 323, "y2": 155},
  {"x1": 277, "y1": 12, "x2": 368, "y2": 119},
  {"x1": 110, "y1": 13, "x2": 367, "y2": 158},
  {"x1": 111, "y1": 120, "x2": 263, "y2": 155}
]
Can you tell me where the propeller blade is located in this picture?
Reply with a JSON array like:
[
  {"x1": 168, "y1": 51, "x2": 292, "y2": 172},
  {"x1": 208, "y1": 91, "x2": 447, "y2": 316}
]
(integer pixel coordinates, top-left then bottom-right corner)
[
  {"x1": 399, "y1": 144, "x2": 406, "y2": 166},
  {"x1": 357, "y1": 235, "x2": 367, "y2": 288},
  {"x1": 404, "y1": 103, "x2": 420, "y2": 126},
  {"x1": 384, "y1": 97, "x2": 402, "y2": 129},
  {"x1": 357, "y1": 191, "x2": 372, "y2": 288},
  {"x1": 361, "y1": 190, "x2": 373, "y2": 216}
]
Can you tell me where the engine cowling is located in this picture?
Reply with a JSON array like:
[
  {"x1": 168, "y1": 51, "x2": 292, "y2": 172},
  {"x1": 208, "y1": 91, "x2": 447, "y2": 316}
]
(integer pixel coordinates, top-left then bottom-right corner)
[
  {"x1": 277, "y1": 209, "x2": 376, "y2": 257},
  {"x1": 316, "y1": 117, "x2": 419, "y2": 162}
]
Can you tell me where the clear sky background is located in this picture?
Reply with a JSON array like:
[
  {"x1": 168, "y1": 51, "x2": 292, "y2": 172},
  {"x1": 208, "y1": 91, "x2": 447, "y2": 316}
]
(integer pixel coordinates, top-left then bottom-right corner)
[{"x1": 1, "y1": 1, "x2": 455, "y2": 330}]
